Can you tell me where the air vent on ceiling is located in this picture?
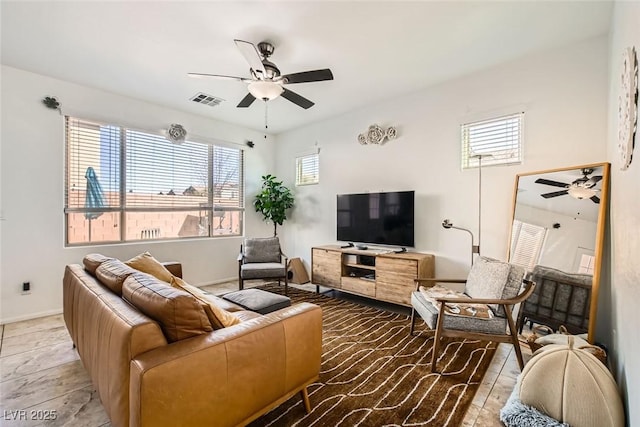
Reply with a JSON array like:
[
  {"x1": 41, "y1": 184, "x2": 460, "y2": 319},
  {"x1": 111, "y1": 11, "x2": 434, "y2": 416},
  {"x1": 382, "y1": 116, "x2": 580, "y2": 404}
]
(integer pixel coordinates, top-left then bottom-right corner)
[{"x1": 190, "y1": 92, "x2": 225, "y2": 107}]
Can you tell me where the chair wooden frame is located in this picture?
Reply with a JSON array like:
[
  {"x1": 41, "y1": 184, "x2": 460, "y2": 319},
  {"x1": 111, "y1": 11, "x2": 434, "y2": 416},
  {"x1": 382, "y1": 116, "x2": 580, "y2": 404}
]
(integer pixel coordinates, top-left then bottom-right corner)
[{"x1": 410, "y1": 278, "x2": 536, "y2": 373}]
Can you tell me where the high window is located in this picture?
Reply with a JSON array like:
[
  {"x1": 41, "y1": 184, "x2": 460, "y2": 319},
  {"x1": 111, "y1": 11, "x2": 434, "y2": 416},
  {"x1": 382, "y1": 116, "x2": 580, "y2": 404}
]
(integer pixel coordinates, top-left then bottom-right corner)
[
  {"x1": 295, "y1": 153, "x2": 319, "y2": 186},
  {"x1": 461, "y1": 112, "x2": 524, "y2": 169},
  {"x1": 64, "y1": 117, "x2": 244, "y2": 246}
]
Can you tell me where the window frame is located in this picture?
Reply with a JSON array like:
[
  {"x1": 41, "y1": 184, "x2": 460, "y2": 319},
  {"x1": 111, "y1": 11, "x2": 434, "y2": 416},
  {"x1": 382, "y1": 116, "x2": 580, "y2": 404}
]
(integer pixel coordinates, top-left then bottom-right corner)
[
  {"x1": 64, "y1": 116, "x2": 244, "y2": 247},
  {"x1": 295, "y1": 152, "x2": 319, "y2": 186},
  {"x1": 461, "y1": 112, "x2": 524, "y2": 170}
]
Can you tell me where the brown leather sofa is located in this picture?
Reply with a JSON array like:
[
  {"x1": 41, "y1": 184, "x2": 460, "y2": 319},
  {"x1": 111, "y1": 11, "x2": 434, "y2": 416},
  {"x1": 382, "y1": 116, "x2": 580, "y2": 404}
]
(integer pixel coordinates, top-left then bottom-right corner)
[{"x1": 63, "y1": 254, "x2": 322, "y2": 427}]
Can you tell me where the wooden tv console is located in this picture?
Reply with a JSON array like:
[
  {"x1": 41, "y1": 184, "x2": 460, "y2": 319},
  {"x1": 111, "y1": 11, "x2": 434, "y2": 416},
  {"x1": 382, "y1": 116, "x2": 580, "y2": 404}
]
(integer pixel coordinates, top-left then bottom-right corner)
[{"x1": 311, "y1": 245, "x2": 435, "y2": 306}]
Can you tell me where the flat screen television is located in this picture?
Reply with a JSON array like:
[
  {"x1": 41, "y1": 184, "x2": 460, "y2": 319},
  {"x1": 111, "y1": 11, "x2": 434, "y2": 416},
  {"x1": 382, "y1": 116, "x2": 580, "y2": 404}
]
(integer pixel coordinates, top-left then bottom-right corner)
[{"x1": 336, "y1": 191, "x2": 415, "y2": 247}]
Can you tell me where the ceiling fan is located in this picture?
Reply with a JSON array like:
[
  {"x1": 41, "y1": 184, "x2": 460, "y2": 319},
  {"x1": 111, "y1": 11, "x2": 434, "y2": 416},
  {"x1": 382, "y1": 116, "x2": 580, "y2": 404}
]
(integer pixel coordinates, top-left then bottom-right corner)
[
  {"x1": 535, "y1": 168, "x2": 602, "y2": 203},
  {"x1": 189, "y1": 40, "x2": 333, "y2": 110}
]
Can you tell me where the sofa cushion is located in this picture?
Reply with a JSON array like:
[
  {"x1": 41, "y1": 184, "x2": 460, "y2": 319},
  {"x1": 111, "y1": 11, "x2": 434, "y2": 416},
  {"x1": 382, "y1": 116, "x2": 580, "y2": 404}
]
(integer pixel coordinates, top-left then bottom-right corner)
[
  {"x1": 123, "y1": 272, "x2": 213, "y2": 342},
  {"x1": 83, "y1": 253, "x2": 113, "y2": 276},
  {"x1": 96, "y1": 259, "x2": 138, "y2": 296},
  {"x1": 170, "y1": 276, "x2": 240, "y2": 329},
  {"x1": 125, "y1": 252, "x2": 173, "y2": 283}
]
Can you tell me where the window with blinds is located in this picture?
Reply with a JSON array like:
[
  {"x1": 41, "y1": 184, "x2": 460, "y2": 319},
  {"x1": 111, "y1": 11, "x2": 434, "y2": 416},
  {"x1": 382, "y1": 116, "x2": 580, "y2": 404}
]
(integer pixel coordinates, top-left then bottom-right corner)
[
  {"x1": 509, "y1": 219, "x2": 547, "y2": 271},
  {"x1": 461, "y1": 112, "x2": 523, "y2": 169},
  {"x1": 295, "y1": 153, "x2": 319, "y2": 186},
  {"x1": 64, "y1": 116, "x2": 244, "y2": 246}
]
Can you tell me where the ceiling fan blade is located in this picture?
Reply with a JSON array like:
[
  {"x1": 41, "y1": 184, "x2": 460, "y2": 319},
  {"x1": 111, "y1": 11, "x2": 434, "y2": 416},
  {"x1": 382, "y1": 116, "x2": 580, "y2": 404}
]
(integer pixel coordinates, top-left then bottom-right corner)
[
  {"x1": 282, "y1": 69, "x2": 334, "y2": 84},
  {"x1": 541, "y1": 190, "x2": 569, "y2": 199},
  {"x1": 237, "y1": 93, "x2": 256, "y2": 108},
  {"x1": 234, "y1": 39, "x2": 266, "y2": 77},
  {"x1": 188, "y1": 72, "x2": 251, "y2": 82},
  {"x1": 591, "y1": 195, "x2": 601, "y2": 204},
  {"x1": 588, "y1": 175, "x2": 603, "y2": 184},
  {"x1": 535, "y1": 178, "x2": 569, "y2": 188},
  {"x1": 281, "y1": 88, "x2": 314, "y2": 109}
]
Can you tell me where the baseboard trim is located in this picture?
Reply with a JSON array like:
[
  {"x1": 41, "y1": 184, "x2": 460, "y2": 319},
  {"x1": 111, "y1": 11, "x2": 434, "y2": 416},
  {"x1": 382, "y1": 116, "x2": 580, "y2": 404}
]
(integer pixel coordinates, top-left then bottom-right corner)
[{"x1": 1, "y1": 308, "x2": 63, "y2": 326}]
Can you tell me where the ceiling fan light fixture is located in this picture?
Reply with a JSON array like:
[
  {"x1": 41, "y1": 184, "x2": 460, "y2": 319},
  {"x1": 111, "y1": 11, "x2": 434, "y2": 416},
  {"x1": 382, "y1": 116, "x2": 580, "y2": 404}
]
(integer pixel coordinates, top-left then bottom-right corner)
[
  {"x1": 247, "y1": 81, "x2": 283, "y2": 101},
  {"x1": 568, "y1": 186, "x2": 597, "y2": 199}
]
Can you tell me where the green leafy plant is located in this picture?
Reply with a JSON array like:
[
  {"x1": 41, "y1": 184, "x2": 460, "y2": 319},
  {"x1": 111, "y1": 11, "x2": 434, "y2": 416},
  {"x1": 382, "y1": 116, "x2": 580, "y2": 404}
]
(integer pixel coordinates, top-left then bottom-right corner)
[{"x1": 253, "y1": 174, "x2": 294, "y2": 236}]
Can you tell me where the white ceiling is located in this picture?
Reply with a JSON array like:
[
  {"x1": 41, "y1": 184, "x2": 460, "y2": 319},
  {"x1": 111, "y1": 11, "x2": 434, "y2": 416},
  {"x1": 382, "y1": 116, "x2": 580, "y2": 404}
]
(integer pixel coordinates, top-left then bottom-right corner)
[{"x1": 1, "y1": 1, "x2": 612, "y2": 134}]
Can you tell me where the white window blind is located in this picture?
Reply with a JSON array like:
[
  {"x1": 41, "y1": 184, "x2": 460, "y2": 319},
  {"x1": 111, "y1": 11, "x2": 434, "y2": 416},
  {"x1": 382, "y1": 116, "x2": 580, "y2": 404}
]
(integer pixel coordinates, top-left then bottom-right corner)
[
  {"x1": 64, "y1": 116, "x2": 244, "y2": 246},
  {"x1": 509, "y1": 219, "x2": 547, "y2": 271},
  {"x1": 296, "y1": 153, "x2": 319, "y2": 186},
  {"x1": 461, "y1": 112, "x2": 523, "y2": 169}
]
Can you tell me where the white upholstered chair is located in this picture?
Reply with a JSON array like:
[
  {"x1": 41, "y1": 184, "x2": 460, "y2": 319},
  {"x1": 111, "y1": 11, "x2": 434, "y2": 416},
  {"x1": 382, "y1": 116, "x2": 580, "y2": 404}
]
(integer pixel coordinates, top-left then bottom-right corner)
[{"x1": 409, "y1": 257, "x2": 535, "y2": 373}]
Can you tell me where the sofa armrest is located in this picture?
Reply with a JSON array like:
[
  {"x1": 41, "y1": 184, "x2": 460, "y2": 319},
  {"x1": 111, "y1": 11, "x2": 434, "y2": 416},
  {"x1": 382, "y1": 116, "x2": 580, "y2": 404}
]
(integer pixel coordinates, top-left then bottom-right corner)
[
  {"x1": 162, "y1": 262, "x2": 182, "y2": 278},
  {"x1": 129, "y1": 302, "x2": 322, "y2": 427}
]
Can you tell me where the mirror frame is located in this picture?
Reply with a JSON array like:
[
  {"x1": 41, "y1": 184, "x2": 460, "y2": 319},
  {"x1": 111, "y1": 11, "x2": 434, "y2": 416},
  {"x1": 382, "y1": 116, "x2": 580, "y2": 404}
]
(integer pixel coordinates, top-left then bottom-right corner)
[{"x1": 509, "y1": 162, "x2": 610, "y2": 343}]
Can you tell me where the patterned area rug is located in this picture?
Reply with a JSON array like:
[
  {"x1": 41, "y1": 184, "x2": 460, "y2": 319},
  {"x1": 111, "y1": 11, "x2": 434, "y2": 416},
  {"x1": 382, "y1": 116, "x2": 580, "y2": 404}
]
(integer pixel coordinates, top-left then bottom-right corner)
[{"x1": 249, "y1": 284, "x2": 497, "y2": 427}]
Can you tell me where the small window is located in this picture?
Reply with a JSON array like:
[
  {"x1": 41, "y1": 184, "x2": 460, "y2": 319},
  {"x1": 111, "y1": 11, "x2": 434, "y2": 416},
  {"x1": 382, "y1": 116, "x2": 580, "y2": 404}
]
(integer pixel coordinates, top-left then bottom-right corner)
[
  {"x1": 461, "y1": 112, "x2": 523, "y2": 169},
  {"x1": 295, "y1": 153, "x2": 319, "y2": 186}
]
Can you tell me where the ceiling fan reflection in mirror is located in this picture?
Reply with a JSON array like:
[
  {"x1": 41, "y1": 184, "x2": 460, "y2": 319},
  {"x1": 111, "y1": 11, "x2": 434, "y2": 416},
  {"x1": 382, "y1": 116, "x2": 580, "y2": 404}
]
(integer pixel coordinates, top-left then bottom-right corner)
[
  {"x1": 535, "y1": 168, "x2": 602, "y2": 203},
  {"x1": 189, "y1": 39, "x2": 333, "y2": 110}
]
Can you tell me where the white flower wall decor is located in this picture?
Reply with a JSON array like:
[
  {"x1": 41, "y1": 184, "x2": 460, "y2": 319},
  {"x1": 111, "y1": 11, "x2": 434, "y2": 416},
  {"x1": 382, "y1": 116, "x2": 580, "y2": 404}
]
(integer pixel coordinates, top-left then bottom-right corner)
[{"x1": 358, "y1": 124, "x2": 398, "y2": 145}]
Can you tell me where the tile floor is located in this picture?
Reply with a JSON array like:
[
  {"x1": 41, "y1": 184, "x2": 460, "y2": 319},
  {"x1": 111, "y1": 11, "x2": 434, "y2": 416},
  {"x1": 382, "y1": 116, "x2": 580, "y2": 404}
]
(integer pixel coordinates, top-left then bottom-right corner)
[{"x1": 0, "y1": 281, "x2": 531, "y2": 427}]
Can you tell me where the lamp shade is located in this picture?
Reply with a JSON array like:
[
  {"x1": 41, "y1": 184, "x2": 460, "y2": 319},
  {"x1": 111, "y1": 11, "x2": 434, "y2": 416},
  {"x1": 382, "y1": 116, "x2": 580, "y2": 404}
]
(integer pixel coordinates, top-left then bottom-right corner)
[
  {"x1": 248, "y1": 81, "x2": 284, "y2": 101},
  {"x1": 568, "y1": 186, "x2": 597, "y2": 199}
]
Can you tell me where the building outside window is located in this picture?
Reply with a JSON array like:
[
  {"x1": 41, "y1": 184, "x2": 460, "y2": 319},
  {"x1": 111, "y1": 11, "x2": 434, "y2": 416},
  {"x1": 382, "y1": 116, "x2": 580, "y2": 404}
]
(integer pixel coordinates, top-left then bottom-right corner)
[{"x1": 64, "y1": 117, "x2": 244, "y2": 246}]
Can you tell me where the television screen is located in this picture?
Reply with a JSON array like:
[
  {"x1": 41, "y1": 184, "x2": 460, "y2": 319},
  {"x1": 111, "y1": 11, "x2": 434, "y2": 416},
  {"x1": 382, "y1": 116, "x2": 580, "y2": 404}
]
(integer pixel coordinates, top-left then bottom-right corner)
[{"x1": 336, "y1": 191, "x2": 415, "y2": 247}]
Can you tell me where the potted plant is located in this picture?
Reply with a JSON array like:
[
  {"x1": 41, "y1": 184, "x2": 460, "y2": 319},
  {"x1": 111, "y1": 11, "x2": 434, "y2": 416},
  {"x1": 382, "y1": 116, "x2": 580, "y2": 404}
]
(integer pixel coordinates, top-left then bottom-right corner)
[{"x1": 253, "y1": 174, "x2": 294, "y2": 236}]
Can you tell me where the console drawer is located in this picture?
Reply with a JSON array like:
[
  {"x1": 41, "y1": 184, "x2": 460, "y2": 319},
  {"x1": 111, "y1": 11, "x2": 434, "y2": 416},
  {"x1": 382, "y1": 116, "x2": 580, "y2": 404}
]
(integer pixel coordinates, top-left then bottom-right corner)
[{"x1": 341, "y1": 276, "x2": 375, "y2": 297}]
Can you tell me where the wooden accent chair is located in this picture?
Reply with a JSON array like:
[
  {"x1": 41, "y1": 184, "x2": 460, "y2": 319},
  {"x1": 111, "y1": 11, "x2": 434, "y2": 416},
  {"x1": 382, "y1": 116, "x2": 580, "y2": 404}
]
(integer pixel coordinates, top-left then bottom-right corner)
[
  {"x1": 238, "y1": 237, "x2": 289, "y2": 294},
  {"x1": 409, "y1": 257, "x2": 535, "y2": 373}
]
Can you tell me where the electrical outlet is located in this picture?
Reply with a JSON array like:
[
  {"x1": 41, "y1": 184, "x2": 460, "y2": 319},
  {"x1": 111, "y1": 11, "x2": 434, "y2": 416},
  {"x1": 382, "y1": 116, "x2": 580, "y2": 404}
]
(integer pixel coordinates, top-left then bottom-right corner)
[{"x1": 21, "y1": 282, "x2": 31, "y2": 295}]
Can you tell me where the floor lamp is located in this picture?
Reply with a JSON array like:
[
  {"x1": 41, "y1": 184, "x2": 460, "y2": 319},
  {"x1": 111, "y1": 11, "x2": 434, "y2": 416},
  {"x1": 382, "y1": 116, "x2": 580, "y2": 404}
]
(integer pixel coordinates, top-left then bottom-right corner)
[
  {"x1": 442, "y1": 152, "x2": 491, "y2": 266},
  {"x1": 470, "y1": 152, "x2": 492, "y2": 258},
  {"x1": 442, "y1": 219, "x2": 478, "y2": 266}
]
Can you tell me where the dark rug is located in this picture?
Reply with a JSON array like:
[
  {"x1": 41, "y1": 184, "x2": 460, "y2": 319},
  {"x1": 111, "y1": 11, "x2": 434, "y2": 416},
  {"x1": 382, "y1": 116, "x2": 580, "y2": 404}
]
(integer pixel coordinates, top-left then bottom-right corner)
[{"x1": 249, "y1": 284, "x2": 497, "y2": 427}]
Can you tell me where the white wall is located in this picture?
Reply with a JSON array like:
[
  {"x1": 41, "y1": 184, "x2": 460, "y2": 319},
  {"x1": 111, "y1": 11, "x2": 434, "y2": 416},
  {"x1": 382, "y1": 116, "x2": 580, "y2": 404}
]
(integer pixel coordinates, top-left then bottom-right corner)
[
  {"x1": 275, "y1": 37, "x2": 609, "y2": 281},
  {"x1": 0, "y1": 66, "x2": 275, "y2": 323},
  {"x1": 515, "y1": 204, "x2": 597, "y2": 273},
  {"x1": 602, "y1": 2, "x2": 640, "y2": 424}
]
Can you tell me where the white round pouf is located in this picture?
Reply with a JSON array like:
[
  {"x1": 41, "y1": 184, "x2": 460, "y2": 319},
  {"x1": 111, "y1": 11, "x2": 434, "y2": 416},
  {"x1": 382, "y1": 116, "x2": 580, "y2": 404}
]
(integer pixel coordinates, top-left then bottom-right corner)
[{"x1": 519, "y1": 338, "x2": 625, "y2": 427}]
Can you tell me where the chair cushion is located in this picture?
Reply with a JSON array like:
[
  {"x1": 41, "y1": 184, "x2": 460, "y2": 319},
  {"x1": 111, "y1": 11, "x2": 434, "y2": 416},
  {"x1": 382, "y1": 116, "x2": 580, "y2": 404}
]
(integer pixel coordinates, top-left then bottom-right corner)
[
  {"x1": 95, "y1": 259, "x2": 138, "y2": 296},
  {"x1": 243, "y1": 237, "x2": 281, "y2": 263},
  {"x1": 464, "y1": 257, "x2": 514, "y2": 317},
  {"x1": 125, "y1": 251, "x2": 173, "y2": 283},
  {"x1": 411, "y1": 291, "x2": 507, "y2": 335},
  {"x1": 170, "y1": 276, "x2": 240, "y2": 329},
  {"x1": 122, "y1": 272, "x2": 213, "y2": 342},
  {"x1": 223, "y1": 289, "x2": 291, "y2": 315},
  {"x1": 240, "y1": 263, "x2": 286, "y2": 279}
]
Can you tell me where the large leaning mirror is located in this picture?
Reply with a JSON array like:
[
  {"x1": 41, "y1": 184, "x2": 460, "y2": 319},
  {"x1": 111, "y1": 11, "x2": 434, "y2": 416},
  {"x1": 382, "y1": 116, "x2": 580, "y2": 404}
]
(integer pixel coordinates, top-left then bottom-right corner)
[{"x1": 509, "y1": 162, "x2": 610, "y2": 343}]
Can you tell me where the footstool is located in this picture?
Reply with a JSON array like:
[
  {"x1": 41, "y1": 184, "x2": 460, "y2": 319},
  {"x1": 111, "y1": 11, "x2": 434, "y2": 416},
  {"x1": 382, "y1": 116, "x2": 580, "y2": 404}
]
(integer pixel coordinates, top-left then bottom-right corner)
[{"x1": 222, "y1": 288, "x2": 291, "y2": 315}]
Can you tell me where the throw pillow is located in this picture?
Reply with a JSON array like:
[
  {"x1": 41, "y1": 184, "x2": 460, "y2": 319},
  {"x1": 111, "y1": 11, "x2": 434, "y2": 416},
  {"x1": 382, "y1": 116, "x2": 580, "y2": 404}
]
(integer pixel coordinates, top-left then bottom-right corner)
[
  {"x1": 123, "y1": 272, "x2": 213, "y2": 342},
  {"x1": 170, "y1": 276, "x2": 240, "y2": 329},
  {"x1": 464, "y1": 257, "x2": 512, "y2": 316},
  {"x1": 125, "y1": 252, "x2": 173, "y2": 283}
]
